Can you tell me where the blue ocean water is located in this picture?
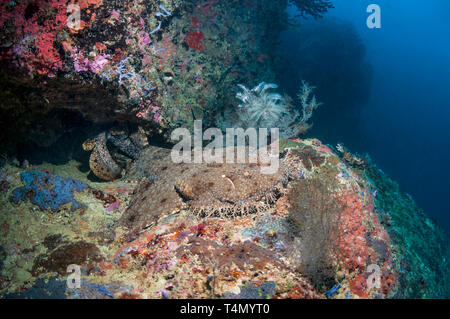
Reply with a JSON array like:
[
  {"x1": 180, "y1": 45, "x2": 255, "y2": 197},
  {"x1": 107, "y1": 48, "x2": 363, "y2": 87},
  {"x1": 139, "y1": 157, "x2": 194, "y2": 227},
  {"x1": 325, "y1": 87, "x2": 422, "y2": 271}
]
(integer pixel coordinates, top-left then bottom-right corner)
[{"x1": 281, "y1": 0, "x2": 450, "y2": 232}]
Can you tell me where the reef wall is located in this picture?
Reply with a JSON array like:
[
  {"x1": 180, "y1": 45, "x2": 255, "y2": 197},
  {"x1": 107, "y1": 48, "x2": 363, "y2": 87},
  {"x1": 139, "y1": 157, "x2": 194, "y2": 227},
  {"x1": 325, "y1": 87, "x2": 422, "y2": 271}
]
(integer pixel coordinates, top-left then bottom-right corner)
[{"x1": 0, "y1": 0, "x2": 296, "y2": 151}]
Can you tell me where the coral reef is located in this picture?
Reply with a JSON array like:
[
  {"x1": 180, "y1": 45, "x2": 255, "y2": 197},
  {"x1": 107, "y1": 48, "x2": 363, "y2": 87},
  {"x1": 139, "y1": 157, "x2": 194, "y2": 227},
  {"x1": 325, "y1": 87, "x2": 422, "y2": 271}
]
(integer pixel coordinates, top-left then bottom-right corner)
[
  {"x1": 66, "y1": 279, "x2": 132, "y2": 299},
  {"x1": 0, "y1": 0, "x2": 448, "y2": 302},
  {"x1": 0, "y1": 136, "x2": 448, "y2": 299},
  {"x1": 176, "y1": 238, "x2": 286, "y2": 271},
  {"x1": 335, "y1": 188, "x2": 396, "y2": 298},
  {"x1": 223, "y1": 281, "x2": 277, "y2": 299},
  {"x1": 366, "y1": 164, "x2": 450, "y2": 298},
  {"x1": 0, "y1": 0, "x2": 337, "y2": 156},
  {"x1": 336, "y1": 143, "x2": 367, "y2": 169},
  {"x1": 0, "y1": 0, "x2": 294, "y2": 150},
  {"x1": 0, "y1": 173, "x2": 10, "y2": 193},
  {"x1": 4, "y1": 278, "x2": 67, "y2": 299},
  {"x1": 9, "y1": 171, "x2": 88, "y2": 211},
  {"x1": 31, "y1": 241, "x2": 102, "y2": 276},
  {"x1": 289, "y1": 145, "x2": 325, "y2": 171}
]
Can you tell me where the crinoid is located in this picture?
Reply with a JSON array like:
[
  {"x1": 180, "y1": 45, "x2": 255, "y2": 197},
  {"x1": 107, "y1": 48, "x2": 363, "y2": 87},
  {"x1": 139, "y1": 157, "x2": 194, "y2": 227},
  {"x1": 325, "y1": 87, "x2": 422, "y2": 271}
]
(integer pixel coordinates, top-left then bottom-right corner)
[
  {"x1": 216, "y1": 81, "x2": 321, "y2": 139},
  {"x1": 117, "y1": 145, "x2": 289, "y2": 237}
]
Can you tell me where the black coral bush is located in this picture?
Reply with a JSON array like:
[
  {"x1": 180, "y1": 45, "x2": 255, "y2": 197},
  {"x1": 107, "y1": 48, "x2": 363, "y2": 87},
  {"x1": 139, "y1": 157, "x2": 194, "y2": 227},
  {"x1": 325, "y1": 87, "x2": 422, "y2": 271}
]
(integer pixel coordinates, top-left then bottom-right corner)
[{"x1": 288, "y1": 177, "x2": 343, "y2": 289}]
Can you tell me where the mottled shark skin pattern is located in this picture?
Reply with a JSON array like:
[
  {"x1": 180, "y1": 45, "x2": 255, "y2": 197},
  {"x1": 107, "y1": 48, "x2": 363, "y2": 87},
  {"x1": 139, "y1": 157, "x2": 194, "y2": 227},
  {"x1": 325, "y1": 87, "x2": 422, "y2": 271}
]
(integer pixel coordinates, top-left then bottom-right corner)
[
  {"x1": 118, "y1": 146, "x2": 289, "y2": 238},
  {"x1": 82, "y1": 128, "x2": 148, "y2": 181},
  {"x1": 88, "y1": 132, "x2": 123, "y2": 182}
]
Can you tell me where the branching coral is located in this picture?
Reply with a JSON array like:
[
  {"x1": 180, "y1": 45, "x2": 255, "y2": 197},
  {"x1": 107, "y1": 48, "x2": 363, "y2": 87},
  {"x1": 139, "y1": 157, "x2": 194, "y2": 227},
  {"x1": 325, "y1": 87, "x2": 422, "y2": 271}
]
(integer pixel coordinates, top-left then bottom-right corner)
[
  {"x1": 292, "y1": 80, "x2": 322, "y2": 136},
  {"x1": 288, "y1": 177, "x2": 343, "y2": 289},
  {"x1": 217, "y1": 81, "x2": 321, "y2": 139},
  {"x1": 290, "y1": 0, "x2": 334, "y2": 19}
]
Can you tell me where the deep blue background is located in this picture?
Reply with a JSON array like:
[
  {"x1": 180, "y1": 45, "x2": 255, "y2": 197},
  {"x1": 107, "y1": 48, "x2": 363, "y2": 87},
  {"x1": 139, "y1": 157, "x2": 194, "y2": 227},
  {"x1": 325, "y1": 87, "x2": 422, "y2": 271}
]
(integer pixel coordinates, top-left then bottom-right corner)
[{"x1": 284, "y1": 0, "x2": 450, "y2": 231}]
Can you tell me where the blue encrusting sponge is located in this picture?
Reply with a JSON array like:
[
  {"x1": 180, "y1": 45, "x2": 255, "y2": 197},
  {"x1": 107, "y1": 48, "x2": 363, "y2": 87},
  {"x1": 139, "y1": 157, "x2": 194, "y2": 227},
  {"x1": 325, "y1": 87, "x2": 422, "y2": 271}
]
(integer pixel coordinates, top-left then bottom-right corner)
[{"x1": 10, "y1": 171, "x2": 88, "y2": 212}]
